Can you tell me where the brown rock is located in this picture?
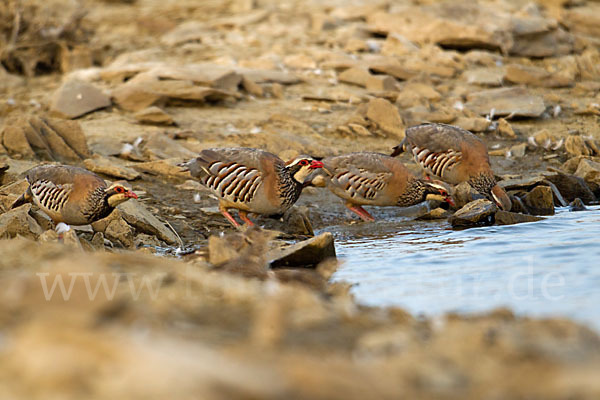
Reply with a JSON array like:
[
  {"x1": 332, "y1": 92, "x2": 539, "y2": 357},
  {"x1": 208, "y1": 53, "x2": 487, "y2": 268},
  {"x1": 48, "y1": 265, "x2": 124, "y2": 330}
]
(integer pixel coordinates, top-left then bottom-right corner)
[
  {"x1": 507, "y1": 143, "x2": 527, "y2": 159},
  {"x1": 132, "y1": 158, "x2": 193, "y2": 180},
  {"x1": 417, "y1": 207, "x2": 452, "y2": 220},
  {"x1": 118, "y1": 200, "x2": 179, "y2": 245},
  {"x1": 148, "y1": 64, "x2": 242, "y2": 92},
  {"x1": 462, "y1": 67, "x2": 504, "y2": 87},
  {"x1": 497, "y1": 118, "x2": 516, "y2": 139},
  {"x1": 574, "y1": 158, "x2": 600, "y2": 185},
  {"x1": 134, "y1": 107, "x2": 175, "y2": 126},
  {"x1": 105, "y1": 217, "x2": 135, "y2": 248},
  {"x1": 365, "y1": 98, "x2": 405, "y2": 139},
  {"x1": 367, "y1": 6, "x2": 510, "y2": 52},
  {"x1": 561, "y1": 4, "x2": 600, "y2": 38},
  {"x1": 568, "y1": 198, "x2": 587, "y2": 212},
  {"x1": 380, "y1": 33, "x2": 419, "y2": 57},
  {"x1": 510, "y1": 27, "x2": 574, "y2": 58},
  {"x1": 1, "y1": 120, "x2": 35, "y2": 159},
  {"x1": 465, "y1": 87, "x2": 545, "y2": 118},
  {"x1": 495, "y1": 210, "x2": 544, "y2": 226},
  {"x1": 402, "y1": 106, "x2": 456, "y2": 125},
  {"x1": 524, "y1": 185, "x2": 555, "y2": 215},
  {"x1": 112, "y1": 72, "x2": 238, "y2": 112},
  {"x1": 267, "y1": 233, "x2": 336, "y2": 268},
  {"x1": 504, "y1": 64, "x2": 573, "y2": 88},
  {"x1": 366, "y1": 75, "x2": 398, "y2": 92},
  {"x1": 0, "y1": 160, "x2": 37, "y2": 186},
  {"x1": 565, "y1": 136, "x2": 592, "y2": 157},
  {"x1": 338, "y1": 67, "x2": 371, "y2": 87},
  {"x1": 283, "y1": 54, "x2": 316, "y2": 70},
  {"x1": 237, "y1": 68, "x2": 301, "y2": 85},
  {"x1": 369, "y1": 62, "x2": 416, "y2": 81},
  {"x1": 50, "y1": 80, "x2": 111, "y2": 119},
  {"x1": 453, "y1": 182, "x2": 485, "y2": 209},
  {"x1": 83, "y1": 155, "x2": 141, "y2": 181},
  {"x1": 1, "y1": 116, "x2": 90, "y2": 161},
  {"x1": 241, "y1": 76, "x2": 264, "y2": 97},
  {"x1": 448, "y1": 199, "x2": 497, "y2": 228},
  {"x1": 545, "y1": 173, "x2": 596, "y2": 204},
  {"x1": 160, "y1": 21, "x2": 208, "y2": 46},
  {"x1": 453, "y1": 117, "x2": 491, "y2": 133},
  {"x1": 0, "y1": 204, "x2": 43, "y2": 239},
  {"x1": 396, "y1": 83, "x2": 441, "y2": 108}
]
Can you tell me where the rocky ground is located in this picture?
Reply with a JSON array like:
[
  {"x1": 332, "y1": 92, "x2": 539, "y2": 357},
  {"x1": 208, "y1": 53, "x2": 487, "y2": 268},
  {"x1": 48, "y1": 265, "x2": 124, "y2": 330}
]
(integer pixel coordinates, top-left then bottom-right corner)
[{"x1": 1, "y1": 0, "x2": 600, "y2": 398}]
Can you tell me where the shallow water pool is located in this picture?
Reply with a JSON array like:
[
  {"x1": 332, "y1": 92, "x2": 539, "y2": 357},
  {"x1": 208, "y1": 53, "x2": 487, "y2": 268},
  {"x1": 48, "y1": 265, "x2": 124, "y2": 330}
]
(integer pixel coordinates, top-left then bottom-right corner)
[{"x1": 327, "y1": 206, "x2": 600, "y2": 330}]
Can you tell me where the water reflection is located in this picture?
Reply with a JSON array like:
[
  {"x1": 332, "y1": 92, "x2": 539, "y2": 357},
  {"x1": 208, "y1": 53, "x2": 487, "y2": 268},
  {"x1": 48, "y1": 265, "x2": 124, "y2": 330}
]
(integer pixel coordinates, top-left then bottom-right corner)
[{"x1": 324, "y1": 207, "x2": 600, "y2": 330}]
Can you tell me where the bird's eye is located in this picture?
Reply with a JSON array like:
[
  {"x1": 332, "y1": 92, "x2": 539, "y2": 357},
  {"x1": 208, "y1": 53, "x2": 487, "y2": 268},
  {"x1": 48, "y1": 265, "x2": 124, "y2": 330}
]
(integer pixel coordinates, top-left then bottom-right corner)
[
  {"x1": 299, "y1": 160, "x2": 309, "y2": 166},
  {"x1": 115, "y1": 187, "x2": 125, "y2": 193}
]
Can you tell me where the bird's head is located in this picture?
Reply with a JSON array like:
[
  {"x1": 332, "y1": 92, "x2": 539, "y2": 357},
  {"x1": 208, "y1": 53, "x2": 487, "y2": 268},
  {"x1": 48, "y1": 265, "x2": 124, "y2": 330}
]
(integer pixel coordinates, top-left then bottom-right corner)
[
  {"x1": 490, "y1": 184, "x2": 512, "y2": 211},
  {"x1": 424, "y1": 180, "x2": 455, "y2": 207},
  {"x1": 105, "y1": 182, "x2": 138, "y2": 207},
  {"x1": 286, "y1": 156, "x2": 324, "y2": 184}
]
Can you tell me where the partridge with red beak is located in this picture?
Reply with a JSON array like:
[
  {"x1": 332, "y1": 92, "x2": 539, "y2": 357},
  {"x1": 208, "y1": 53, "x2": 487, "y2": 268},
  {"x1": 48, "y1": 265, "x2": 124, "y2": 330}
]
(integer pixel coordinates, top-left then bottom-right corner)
[
  {"x1": 182, "y1": 147, "x2": 323, "y2": 227},
  {"x1": 11, "y1": 164, "x2": 138, "y2": 225},
  {"x1": 392, "y1": 123, "x2": 511, "y2": 211},
  {"x1": 320, "y1": 152, "x2": 454, "y2": 221}
]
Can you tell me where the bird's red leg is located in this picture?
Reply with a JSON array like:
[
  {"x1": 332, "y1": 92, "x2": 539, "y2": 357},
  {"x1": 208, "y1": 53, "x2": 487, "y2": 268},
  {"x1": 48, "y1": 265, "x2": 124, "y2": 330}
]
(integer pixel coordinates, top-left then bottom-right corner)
[
  {"x1": 219, "y1": 205, "x2": 240, "y2": 228},
  {"x1": 345, "y1": 203, "x2": 375, "y2": 222},
  {"x1": 238, "y1": 210, "x2": 255, "y2": 226}
]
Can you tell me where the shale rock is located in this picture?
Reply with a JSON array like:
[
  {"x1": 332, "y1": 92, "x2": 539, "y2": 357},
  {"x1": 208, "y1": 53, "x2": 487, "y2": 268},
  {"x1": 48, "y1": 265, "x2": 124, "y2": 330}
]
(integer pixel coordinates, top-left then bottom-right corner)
[
  {"x1": 364, "y1": 98, "x2": 405, "y2": 139},
  {"x1": 50, "y1": 80, "x2": 111, "y2": 119},
  {"x1": 495, "y1": 210, "x2": 544, "y2": 226},
  {"x1": 118, "y1": 200, "x2": 179, "y2": 245},
  {"x1": 1, "y1": 116, "x2": 90, "y2": 161},
  {"x1": 574, "y1": 158, "x2": 600, "y2": 185},
  {"x1": 568, "y1": 198, "x2": 587, "y2": 212},
  {"x1": 545, "y1": 173, "x2": 596, "y2": 204},
  {"x1": 0, "y1": 204, "x2": 44, "y2": 239},
  {"x1": 449, "y1": 199, "x2": 497, "y2": 228},
  {"x1": 465, "y1": 87, "x2": 545, "y2": 118},
  {"x1": 267, "y1": 232, "x2": 336, "y2": 268},
  {"x1": 524, "y1": 185, "x2": 555, "y2": 215},
  {"x1": 453, "y1": 182, "x2": 485, "y2": 209},
  {"x1": 83, "y1": 155, "x2": 141, "y2": 181},
  {"x1": 504, "y1": 64, "x2": 573, "y2": 88},
  {"x1": 134, "y1": 107, "x2": 175, "y2": 126}
]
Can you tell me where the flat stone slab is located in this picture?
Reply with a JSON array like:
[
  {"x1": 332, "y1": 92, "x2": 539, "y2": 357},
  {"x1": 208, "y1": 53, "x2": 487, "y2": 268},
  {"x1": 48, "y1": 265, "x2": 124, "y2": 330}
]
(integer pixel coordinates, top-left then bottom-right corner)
[
  {"x1": 448, "y1": 199, "x2": 497, "y2": 228},
  {"x1": 50, "y1": 80, "x2": 111, "y2": 119},
  {"x1": 495, "y1": 210, "x2": 544, "y2": 226},
  {"x1": 465, "y1": 87, "x2": 546, "y2": 118},
  {"x1": 267, "y1": 232, "x2": 336, "y2": 268}
]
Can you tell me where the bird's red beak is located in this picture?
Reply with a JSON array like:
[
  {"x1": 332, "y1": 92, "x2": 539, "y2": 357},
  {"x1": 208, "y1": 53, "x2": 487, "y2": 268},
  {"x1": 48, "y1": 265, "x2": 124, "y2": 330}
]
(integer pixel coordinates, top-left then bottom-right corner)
[
  {"x1": 445, "y1": 196, "x2": 455, "y2": 207},
  {"x1": 126, "y1": 191, "x2": 138, "y2": 199},
  {"x1": 309, "y1": 160, "x2": 324, "y2": 169}
]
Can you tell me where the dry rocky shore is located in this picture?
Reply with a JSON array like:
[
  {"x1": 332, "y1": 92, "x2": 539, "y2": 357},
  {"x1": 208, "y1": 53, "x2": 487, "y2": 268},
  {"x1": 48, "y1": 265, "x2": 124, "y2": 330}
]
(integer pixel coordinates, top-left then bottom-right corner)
[{"x1": 1, "y1": 0, "x2": 600, "y2": 398}]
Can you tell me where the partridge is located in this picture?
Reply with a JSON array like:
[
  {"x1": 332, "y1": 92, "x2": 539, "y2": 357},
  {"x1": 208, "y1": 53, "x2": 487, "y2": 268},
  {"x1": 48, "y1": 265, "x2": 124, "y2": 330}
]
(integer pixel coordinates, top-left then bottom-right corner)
[
  {"x1": 11, "y1": 165, "x2": 138, "y2": 226},
  {"x1": 182, "y1": 147, "x2": 323, "y2": 227},
  {"x1": 320, "y1": 152, "x2": 453, "y2": 221},
  {"x1": 391, "y1": 123, "x2": 512, "y2": 211}
]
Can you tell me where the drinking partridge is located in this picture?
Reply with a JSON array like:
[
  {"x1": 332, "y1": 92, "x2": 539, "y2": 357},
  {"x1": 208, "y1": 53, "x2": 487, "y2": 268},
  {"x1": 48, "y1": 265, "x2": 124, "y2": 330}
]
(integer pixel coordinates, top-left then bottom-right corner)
[
  {"x1": 391, "y1": 123, "x2": 512, "y2": 211},
  {"x1": 181, "y1": 147, "x2": 323, "y2": 227},
  {"x1": 11, "y1": 164, "x2": 138, "y2": 226},
  {"x1": 320, "y1": 152, "x2": 454, "y2": 221}
]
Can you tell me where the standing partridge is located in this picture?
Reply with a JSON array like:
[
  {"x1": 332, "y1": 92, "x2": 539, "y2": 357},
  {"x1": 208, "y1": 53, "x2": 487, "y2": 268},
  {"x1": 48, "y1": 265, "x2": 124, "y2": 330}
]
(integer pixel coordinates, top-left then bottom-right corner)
[
  {"x1": 11, "y1": 165, "x2": 138, "y2": 227},
  {"x1": 182, "y1": 147, "x2": 323, "y2": 227},
  {"x1": 320, "y1": 152, "x2": 454, "y2": 221},
  {"x1": 391, "y1": 123, "x2": 512, "y2": 211}
]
